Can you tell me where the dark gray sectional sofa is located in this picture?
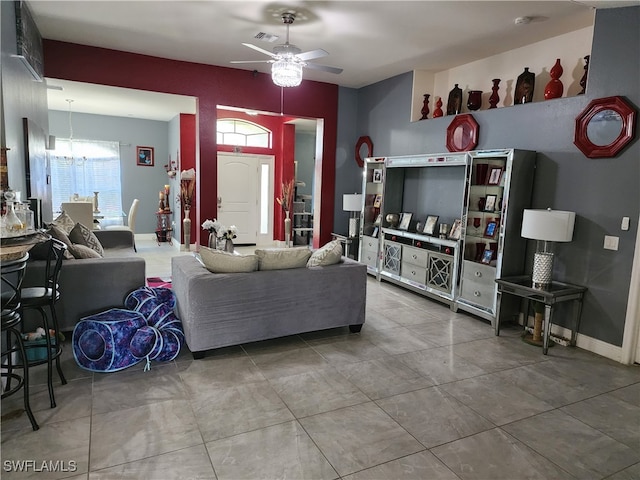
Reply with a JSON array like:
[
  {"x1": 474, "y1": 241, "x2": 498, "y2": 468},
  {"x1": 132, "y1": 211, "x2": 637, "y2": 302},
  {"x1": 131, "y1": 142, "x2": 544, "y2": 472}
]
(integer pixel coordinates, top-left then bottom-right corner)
[{"x1": 23, "y1": 230, "x2": 146, "y2": 332}]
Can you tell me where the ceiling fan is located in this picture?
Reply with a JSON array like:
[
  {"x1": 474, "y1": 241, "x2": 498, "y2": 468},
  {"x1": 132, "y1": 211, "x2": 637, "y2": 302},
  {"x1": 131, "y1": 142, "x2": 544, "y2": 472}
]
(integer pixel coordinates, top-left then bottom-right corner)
[{"x1": 231, "y1": 12, "x2": 343, "y2": 87}]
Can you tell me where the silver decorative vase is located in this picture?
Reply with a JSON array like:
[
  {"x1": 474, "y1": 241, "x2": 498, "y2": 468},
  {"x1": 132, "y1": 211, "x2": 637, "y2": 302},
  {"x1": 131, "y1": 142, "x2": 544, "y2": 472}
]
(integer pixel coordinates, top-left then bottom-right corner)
[
  {"x1": 284, "y1": 210, "x2": 291, "y2": 247},
  {"x1": 182, "y1": 208, "x2": 191, "y2": 251}
]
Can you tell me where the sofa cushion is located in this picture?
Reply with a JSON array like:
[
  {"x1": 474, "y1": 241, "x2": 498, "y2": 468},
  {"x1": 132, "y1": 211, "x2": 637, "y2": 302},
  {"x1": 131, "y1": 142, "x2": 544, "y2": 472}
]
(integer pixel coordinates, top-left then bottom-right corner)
[
  {"x1": 69, "y1": 222, "x2": 104, "y2": 257},
  {"x1": 200, "y1": 246, "x2": 258, "y2": 273},
  {"x1": 255, "y1": 247, "x2": 312, "y2": 270},
  {"x1": 51, "y1": 211, "x2": 77, "y2": 235},
  {"x1": 307, "y1": 240, "x2": 343, "y2": 267},
  {"x1": 47, "y1": 225, "x2": 75, "y2": 259},
  {"x1": 68, "y1": 243, "x2": 103, "y2": 259}
]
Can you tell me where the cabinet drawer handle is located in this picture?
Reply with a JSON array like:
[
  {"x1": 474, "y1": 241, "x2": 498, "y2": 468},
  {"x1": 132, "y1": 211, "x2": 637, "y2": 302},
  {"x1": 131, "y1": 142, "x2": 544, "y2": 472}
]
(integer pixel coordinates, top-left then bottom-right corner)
[
  {"x1": 475, "y1": 271, "x2": 482, "y2": 277},
  {"x1": 412, "y1": 270, "x2": 416, "y2": 275},
  {"x1": 474, "y1": 291, "x2": 481, "y2": 297},
  {"x1": 412, "y1": 254, "x2": 418, "y2": 260}
]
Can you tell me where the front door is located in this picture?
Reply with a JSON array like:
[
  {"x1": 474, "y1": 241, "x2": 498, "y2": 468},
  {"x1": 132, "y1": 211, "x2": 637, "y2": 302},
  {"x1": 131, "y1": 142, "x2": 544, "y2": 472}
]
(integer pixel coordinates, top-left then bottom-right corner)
[{"x1": 217, "y1": 153, "x2": 274, "y2": 245}]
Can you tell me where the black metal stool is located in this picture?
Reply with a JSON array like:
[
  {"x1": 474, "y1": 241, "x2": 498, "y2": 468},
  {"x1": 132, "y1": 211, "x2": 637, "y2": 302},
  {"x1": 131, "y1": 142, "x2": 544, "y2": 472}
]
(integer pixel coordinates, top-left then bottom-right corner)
[
  {"x1": 1, "y1": 252, "x2": 39, "y2": 431},
  {"x1": 21, "y1": 239, "x2": 67, "y2": 408}
]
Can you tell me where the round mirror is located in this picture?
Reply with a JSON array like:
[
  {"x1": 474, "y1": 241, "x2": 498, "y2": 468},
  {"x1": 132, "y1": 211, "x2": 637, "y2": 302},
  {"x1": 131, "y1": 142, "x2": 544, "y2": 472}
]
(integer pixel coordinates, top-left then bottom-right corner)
[
  {"x1": 586, "y1": 109, "x2": 623, "y2": 146},
  {"x1": 446, "y1": 114, "x2": 479, "y2": 152},
  {"x1": 574, "y1": 96, "x2": 637, "y2": 158}
]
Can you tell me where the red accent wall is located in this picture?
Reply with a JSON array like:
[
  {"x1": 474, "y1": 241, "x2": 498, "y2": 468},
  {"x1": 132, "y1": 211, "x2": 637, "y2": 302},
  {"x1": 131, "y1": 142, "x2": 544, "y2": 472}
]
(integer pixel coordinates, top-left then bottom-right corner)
[{"x1": 43, "y1": 40, "x2": 338, "y2": 247}]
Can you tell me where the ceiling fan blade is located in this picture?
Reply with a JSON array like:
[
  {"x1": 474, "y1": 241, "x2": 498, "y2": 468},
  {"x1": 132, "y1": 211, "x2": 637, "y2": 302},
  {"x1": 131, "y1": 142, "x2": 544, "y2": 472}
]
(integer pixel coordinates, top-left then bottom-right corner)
[
  {"x1": 242, "y1": 43, "x2": 277, "y2": 58},
  {"x1": 305, "y1": 63, "x2": 343, "y2": 74},
  {"x1": 296, "y1": 49, "x2": 328, "y2": 61},
  {"x1": 230, "y1": 60, "x2": 273, "y2": 64}
]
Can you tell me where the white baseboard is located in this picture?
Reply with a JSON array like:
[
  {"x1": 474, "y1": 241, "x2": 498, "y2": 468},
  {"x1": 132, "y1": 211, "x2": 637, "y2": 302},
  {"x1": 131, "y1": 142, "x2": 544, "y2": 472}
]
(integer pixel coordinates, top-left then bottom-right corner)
[{"x1": 525, "y1": 315, "x2": 623, "y2": 362}]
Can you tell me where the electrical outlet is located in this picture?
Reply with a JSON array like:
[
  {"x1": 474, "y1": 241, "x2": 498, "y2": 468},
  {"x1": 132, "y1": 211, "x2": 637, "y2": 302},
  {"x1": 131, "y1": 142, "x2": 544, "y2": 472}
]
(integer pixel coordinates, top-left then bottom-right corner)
[
  {"x1": 621, "y1": 217, "x2": 630, "y2": 231},
  {"x1": 604, "y1": 235, "x2": 619, "y2": 251}
]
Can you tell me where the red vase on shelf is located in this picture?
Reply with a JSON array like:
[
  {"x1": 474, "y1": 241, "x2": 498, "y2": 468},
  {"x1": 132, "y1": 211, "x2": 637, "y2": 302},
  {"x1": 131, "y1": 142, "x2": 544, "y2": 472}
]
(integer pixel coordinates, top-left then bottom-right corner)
[
  {"x1": 489, "y1": 79, "x2": 500, "y2": 108},
  {"x1": 420, "y1": 94, "x2": 430, "y2": 120},
  {"x1": 467, "y1": 90, "x2": 482, "y2": 111},
  {"x1": 544, "y1": 58, "x2": 564, "y2": 100},
  {"x1": 433, "y1": 97, "x2": 444, "y2": 118}
]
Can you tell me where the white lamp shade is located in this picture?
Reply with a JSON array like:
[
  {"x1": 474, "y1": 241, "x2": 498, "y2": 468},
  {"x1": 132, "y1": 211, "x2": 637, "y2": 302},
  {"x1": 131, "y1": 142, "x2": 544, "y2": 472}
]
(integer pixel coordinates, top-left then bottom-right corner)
[
  {"x1": 343, "y1": 194, "x2": 362, "y2": 212},
  {"x1": 521, "y1": 209, "x2": 575, "y2": 242}
]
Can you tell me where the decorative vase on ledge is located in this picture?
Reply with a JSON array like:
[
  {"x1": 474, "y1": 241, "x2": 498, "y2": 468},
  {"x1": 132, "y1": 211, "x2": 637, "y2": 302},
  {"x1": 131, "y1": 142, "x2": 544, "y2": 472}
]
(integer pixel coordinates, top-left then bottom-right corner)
[
  {"x1": 183, "y1": 207, "x2": 191, "y2": 252},
  {"x1": 284, "y1": 210, "x2": 291, "y2": 248}
]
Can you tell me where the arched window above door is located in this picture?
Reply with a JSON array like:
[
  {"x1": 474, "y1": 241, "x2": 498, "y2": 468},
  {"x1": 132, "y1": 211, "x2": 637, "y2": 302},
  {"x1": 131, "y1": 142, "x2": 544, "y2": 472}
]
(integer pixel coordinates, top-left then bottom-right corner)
[{"x1": 217, "y1": 118, "x2": 272, "y2": 148}]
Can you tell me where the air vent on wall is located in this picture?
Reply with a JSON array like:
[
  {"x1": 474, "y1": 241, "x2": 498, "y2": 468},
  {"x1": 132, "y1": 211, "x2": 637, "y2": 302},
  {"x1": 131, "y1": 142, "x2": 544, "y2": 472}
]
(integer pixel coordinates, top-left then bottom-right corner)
[{"x1": 254, "y1": 32, "x2": 279, "y2": 43}]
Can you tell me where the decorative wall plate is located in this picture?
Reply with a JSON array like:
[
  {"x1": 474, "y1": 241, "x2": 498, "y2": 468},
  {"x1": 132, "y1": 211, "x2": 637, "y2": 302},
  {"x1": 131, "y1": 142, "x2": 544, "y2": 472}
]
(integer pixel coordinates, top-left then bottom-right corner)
[
  {"x1": 446, "y1": 114, "x2": 479, "y2": 152},
  {"x1": 355, "y1": 136, "x2": 373, "y2": 167},
  {"x1": 574, "y1": 96, "x2": 637, "y2": 158}
]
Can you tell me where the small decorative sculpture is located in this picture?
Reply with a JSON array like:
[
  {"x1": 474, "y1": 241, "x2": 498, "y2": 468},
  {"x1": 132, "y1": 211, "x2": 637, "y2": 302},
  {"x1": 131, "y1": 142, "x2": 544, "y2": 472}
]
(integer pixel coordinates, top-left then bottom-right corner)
[
  {"x1": 433, "y1": 97, "x2": 444, "y2": 118},
  {"x1": 578, "y1": 55, "x2": 590, "y2": 95},
  {"x1": 489, "y1": 79, "x2": 500, "y2": 108},
  {"x1": 544, "y1": 58, "x2": 563, "y2": 100},
  {"x1": 446, "y1": 84, "x2": 463, "y2": 115},
  {"x1": 420, "y1": 94, "x2": 430, "y2": 120},
  {"x1": 514, "y1": 68, "x2": 535, "y2": 104}
]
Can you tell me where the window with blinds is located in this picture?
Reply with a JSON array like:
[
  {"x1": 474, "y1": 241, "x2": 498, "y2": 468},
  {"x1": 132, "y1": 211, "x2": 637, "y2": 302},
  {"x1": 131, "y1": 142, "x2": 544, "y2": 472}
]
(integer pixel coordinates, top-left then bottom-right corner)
[{"x1": 50, "y1": 139, "x2": 123, "y2": 220}]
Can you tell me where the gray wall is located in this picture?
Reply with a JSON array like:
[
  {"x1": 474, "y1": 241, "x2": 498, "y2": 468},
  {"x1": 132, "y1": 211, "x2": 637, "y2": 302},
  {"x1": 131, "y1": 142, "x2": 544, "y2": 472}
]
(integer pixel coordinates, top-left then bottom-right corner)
[
  {"x1": 48, "y1": 110, "x2": 173, "y2": 234},
  {"x1": 349, "y1": 6, "x2": 640, "y2": 347},
  {"x1": 334, "y1": 86, "x2": 360, "y2": 236}
]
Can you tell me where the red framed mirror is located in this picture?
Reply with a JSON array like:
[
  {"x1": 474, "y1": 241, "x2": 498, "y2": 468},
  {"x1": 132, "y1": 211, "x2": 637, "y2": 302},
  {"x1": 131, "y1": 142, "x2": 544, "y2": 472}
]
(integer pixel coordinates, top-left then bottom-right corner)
[
  {"x1": 355, "y1": 136, "x2": 373, "y2": 168},
  {"x1": 446, "y1": 114, "x2": 479, "y2": 152},
  {"x1": 574, "y1": 96, "x2": 637, "y2": 158}
]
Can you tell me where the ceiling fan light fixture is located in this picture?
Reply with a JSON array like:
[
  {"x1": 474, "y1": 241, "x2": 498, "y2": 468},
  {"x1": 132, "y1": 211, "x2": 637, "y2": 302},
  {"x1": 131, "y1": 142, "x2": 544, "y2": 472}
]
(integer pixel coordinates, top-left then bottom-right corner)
[{"x1": 271, "y1": 58, "x2": 303, "y2": 87}]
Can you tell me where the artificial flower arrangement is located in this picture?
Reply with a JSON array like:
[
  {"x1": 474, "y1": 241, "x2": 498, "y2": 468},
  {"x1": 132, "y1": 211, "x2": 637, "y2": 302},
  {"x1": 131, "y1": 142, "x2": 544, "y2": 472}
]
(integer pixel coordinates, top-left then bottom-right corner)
[
  {"x1": 276, "y1": 179, "x2": 294, "y2": 212},
  {"x1": 202, "y1": 218, "x2": 237, "y2": 240}
]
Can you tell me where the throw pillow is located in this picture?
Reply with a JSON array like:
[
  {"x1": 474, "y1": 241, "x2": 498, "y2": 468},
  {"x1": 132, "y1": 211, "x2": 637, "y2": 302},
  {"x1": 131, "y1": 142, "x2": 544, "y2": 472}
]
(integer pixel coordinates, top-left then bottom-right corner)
[
  {"x1": 307, "y1": 240, "x2": 343, "y2": 267},
  {"x1": 199, "y1": 246, "x2": 259, "y2": 273},
  {"x1": 47, "y1": 224, "x2": 75, "y2": 259},
  {"x1": 51, "y1": 211, "x2": 76, "y2": 235},
  {"x1": 254, "y1": 247, "x2": 312, "y2": 271},
  {"x1": 68, "y1": 243, "x2": 102, "y2": 259},
  {"x1": 69, "y1": 222, "x2": 104, "y2": 257}
]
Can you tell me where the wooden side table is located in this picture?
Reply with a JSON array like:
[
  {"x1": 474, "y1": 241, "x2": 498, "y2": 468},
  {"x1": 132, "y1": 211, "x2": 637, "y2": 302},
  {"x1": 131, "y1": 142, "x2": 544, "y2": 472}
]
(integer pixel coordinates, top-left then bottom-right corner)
[{"x1": 495, "y1": 275, "x2": 587, "y2": 354}]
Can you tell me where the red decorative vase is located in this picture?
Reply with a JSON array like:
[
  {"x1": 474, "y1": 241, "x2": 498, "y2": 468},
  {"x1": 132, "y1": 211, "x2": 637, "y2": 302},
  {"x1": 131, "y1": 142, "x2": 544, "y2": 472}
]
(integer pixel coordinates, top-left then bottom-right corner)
[
  {"x1": 433, "y1": 97, "x2": 444, "y2": 118},
  {"x1": 489, "y1": 79, "x2": 500, "y2": 108},
  {"x1": 544, "y1": 58, "x2": 564, "y2": 100},
  {"x1": 467, "y1": 90, "x2": 482, "y2": 111},
  {"x1": 420, "y1": 94, "x2": 430, "y2": 120}
]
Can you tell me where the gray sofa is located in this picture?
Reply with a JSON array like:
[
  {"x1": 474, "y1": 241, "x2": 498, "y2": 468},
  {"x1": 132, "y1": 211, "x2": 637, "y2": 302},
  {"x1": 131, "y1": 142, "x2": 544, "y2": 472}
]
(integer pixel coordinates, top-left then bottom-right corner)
[
  {"x1": 172, "y1": 254, "x2": 367, "y2": 358},
  {"x1": 23, "y1": 230, "x2": 146, "y2": 332}
]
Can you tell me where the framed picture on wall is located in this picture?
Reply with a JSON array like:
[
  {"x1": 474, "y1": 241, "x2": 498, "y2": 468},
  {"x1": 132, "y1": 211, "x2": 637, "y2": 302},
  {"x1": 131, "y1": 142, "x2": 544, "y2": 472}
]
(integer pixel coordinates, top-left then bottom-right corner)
[{"x1": 137, "y1": 146, "x2": 154, "y2": 166}]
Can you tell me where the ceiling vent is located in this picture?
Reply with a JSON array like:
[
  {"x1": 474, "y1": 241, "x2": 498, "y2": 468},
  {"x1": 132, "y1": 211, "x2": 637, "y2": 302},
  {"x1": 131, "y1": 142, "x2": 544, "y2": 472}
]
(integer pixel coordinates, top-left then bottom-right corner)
[{"x1": 254, "y1": 32, "x2": 279, "y2": 43}]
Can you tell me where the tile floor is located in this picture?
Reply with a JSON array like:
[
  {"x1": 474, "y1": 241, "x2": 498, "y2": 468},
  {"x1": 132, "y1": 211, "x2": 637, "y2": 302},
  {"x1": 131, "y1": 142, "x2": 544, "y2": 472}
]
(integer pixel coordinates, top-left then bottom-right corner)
[{"x1": 2, "y1": 236, "x2": 640, "y2": 479}]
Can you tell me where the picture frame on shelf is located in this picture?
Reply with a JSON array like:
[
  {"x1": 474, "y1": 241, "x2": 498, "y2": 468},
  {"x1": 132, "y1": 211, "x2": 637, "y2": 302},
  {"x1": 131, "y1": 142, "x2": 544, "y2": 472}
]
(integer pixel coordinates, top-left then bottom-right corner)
[
  {"x1": 398, "y1": 212, "x2": 413, "y2": 231},
  {"x1": 481, "y1": 249, "x2": 494, "y2": 264},
  {"x1": 448, "y1": 219, "x2": 462, "y2": 240},
  {"x1": 423, "y1": 215, "x2": 439, "y2": 235},
  {"x1": 372, "y1": 168, "x2": 383, "y2": 183},
  {"x1": 487, "y1": 166, "x2": 504, "y2": 185},
  {"x1": 374, "y1": 213, "x2": 382, "y2": 225},
  {"x1": 484, "y1": 194, "x2": 497, "y2": 212},
  {"x1": 484, "y1": 220, "x2": 498, "y2": 238},
  {"x1": 136, "y1": 146, "x2": 154, "y2": 166},
  {"x1": 372, "y1": 226, "x2": 379, "y2": 238},
  {"x1": 373, "y1": 194, "x2": 382, "y2": 208}
]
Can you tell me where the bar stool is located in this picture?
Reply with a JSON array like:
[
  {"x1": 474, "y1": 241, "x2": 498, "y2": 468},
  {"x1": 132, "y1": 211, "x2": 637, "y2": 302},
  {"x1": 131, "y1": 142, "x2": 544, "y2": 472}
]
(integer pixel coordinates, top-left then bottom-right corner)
[
  {"x1": 21, "y1": 238, "x2": 68, "y2": 408},
  {"x1": 1, "y1": 252, "x2": 39, "y2": 431}
]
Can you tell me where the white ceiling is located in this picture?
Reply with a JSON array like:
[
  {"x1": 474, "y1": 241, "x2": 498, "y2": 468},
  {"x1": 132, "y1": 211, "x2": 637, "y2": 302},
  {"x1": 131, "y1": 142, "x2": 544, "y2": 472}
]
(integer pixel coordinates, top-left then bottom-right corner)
[{"x1": 32, "y1": 0, "x2": 638, "y2": 121}]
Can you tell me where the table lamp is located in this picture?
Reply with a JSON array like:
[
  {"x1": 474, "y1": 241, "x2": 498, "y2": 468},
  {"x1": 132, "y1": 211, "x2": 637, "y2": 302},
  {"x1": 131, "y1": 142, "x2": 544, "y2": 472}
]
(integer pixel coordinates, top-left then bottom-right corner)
[
  {"x1": 521, "y1": 208, "x2": 575, "y2": 289},
  {"x1": 343, "y1": 194, "x2": 362, "y2": 237}
]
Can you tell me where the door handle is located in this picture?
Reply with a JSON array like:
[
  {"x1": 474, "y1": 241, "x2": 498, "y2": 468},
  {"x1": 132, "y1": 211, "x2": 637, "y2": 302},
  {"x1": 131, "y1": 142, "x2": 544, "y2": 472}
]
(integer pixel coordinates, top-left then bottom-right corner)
[{"x1": 217, "y1": 196, "x2": 222, "y2": 208}]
